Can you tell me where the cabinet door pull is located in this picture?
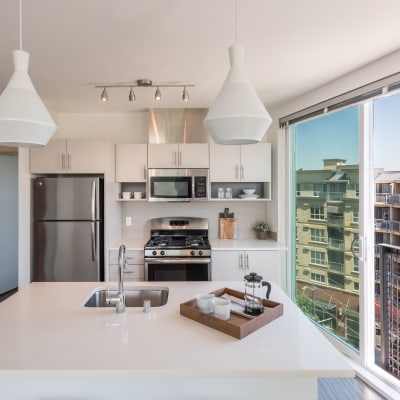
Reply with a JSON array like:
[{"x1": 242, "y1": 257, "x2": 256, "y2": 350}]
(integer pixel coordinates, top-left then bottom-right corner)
[
  {"x1": 239, "y1": 253, "x2": 243, "y2": 270},
  {"x1": 179, "y1": 151, "x2": 182, "y2": 167},
  {"x1": 143, "y1": 166, "x2": 147, "y2": 180},
  {"x1": 173, "y1": 151, "x2": 177, "y2": 166},
  {"x1": 235, "y1": 165, "x2": 239, "y2": 179},
  {"x1": 240, "y1": 165, "x2": 244, "y2": 179},
  {"x1": 245, "y1": 253, "x2": 249, "y2": 270}
]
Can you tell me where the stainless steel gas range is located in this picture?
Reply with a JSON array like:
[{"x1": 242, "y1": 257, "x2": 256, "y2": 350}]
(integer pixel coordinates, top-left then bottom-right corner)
[{"x1": 144, "y1": 217, "x2": 211, "y2": 281}]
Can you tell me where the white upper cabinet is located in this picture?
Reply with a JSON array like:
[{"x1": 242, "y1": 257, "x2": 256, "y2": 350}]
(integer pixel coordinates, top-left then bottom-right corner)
[
  {"x1": 30, "y1": 139, "x2": 105, "y2": 174},
  {"x1": 210, "y1": 142, "x2": 271, "y2": 182},
  {"x1": 115, "y1": 144, "x2": 147, "y2": 182},
  {"x1": 147, "y1": 143, "x2": 209, "y2": 168}
]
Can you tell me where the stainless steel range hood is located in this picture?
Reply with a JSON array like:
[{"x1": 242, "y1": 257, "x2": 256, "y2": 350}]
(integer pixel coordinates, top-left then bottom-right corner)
[{"x1": 148, "y1": 109, "x2": 209, "y2": 144}]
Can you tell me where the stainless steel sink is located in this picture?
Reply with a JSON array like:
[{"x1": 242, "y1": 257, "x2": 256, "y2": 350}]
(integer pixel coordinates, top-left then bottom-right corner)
[{"x1": 84, "y1": 287, "x2": 169, "y2": 307}]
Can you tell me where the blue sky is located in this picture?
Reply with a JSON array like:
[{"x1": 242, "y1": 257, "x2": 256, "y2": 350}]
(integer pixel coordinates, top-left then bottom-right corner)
[
  {"x1": 373, "y1": 93, "x2": 400, "y2": 171},
  {"x1": 295, "y1": 107, "x2": 359, "y2": 170},
  {"x1": 294, "y1": 92, "x2": 400, "y2": 171}
]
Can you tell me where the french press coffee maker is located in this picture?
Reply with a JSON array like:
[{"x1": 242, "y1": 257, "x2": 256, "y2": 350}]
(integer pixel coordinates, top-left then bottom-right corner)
[{"x1": 244, "y1": 272, "x2": 272, "y2": 316}]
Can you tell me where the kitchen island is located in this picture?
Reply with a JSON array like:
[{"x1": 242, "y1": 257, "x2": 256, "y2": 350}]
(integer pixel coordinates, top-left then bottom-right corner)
[{"x1": 0, "y1": 281, "x2": 353, "y2": 399}]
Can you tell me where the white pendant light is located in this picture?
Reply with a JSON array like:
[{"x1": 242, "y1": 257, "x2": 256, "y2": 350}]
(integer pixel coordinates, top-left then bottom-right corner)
[
  {"x1": 203, "y1": 1, "x2": 272, "y2": 145},
  {"x1": 0, "y1": 0, "x2": 57, "y2": 147}
]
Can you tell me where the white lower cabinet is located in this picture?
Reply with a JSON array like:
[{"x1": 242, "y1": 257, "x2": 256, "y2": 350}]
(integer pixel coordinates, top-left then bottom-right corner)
[
  {"x1": 109, "y1": 250, "x2": 144, "y2": 282},
  {"x1": 212, "y1": 250, "x2": 280, "y2": 284}
]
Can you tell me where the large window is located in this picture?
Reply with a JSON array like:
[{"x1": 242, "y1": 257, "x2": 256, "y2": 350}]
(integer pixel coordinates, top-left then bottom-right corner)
[
  {"x1": 289, "y1": 91, "x2": 400, "y2": 387},
  {"x1": 292, "y1": 106, "x2": 361, "y2": 351}
]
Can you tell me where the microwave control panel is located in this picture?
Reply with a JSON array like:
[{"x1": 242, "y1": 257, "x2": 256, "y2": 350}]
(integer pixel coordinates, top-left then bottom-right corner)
[{"x1": 194, "y1": 176, "x2": 207, "y2": 198}]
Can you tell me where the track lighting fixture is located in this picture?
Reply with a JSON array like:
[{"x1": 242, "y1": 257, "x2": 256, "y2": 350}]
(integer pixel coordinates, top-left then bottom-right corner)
[
  {"x1": 101, "y1": 87, "x2": 108, "y2": 102},
  {"x1": 95, "y1": 79, "x2": 193, "y2": 103}
]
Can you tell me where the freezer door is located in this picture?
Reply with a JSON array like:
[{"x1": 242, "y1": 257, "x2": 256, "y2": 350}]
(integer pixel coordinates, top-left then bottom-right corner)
[
  {"x1": 33, "y1": 221, "x2": 101, "y2": 282},
  {"x1": 34, "y1": 177, "x2": 102, "y2": 221}
]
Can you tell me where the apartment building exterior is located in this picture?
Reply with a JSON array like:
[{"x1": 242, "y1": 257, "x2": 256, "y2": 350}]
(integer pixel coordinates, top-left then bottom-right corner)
[
  {"x1": 374, "y1": 171, "x2": 400, "y2": 377},
  {"x1": 295, "y1": 159, "x2": 360, "y2": 349},
  {"x1": 296, "y1": 162, "x2": 400, "y2": 377}
]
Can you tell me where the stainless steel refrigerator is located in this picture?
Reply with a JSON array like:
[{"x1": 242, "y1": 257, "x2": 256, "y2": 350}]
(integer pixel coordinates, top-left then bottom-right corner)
[{"x1": 33, "y1": 176, "x2": 104, "y2": 282}]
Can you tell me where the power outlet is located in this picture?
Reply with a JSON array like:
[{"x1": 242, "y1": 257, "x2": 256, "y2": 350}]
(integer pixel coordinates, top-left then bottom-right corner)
[{"x1": 125, "y1": 216, "x2": 132, "y2": 226}]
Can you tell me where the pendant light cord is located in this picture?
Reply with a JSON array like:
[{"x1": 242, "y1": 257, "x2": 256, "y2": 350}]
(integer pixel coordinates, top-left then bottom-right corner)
[
  {"x1": 19, "y1": 0, "x2": 22, "y2": 50},
  {"x1": 234, "y1": 0, "x2": 238, "y2": 45}
]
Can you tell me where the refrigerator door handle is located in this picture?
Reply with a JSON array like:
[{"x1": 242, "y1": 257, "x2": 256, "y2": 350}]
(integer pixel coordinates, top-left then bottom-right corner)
[
  {"x1": 91, "y1": 180, "x2": 96, "y2": 221},
  {"x1": 91, "y1": 180, "x2": 97, "y2": 262},
  {"x1": 91, "y1": 222, "x2": 97, "y2": 262}
]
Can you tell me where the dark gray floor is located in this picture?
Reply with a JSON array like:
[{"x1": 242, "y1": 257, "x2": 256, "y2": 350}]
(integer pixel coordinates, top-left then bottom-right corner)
[
  {"x1": 0, "y1": 288, "x2": 17, "y2": 302},
  {"x1": 318, "y1": 377, "x2": 387, "y2": 399}
]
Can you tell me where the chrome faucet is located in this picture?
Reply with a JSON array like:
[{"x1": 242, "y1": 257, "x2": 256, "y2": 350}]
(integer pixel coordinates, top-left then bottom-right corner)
[
  {"x1": 115, "y1": 244, "x2": 126, "y2": 313},
  {"x1": 107, "y1": 244, "x2": 126, "y2": 313}
]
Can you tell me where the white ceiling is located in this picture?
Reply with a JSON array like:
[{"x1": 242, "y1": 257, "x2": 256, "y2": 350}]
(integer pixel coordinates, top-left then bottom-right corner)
[{"x1": 1, "y1": 0, "x2": 400, "y2": 114}]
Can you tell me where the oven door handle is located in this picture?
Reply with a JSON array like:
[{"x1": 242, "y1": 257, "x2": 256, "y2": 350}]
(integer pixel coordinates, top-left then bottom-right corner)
[{"x1": 145, "y1": 257, "x2": 211, "y2": 264}]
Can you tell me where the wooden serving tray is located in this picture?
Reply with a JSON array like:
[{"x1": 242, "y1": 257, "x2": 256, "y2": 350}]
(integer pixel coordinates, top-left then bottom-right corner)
[{"x1": 180, "y1": 287, "x2": 283, "y2": 339}]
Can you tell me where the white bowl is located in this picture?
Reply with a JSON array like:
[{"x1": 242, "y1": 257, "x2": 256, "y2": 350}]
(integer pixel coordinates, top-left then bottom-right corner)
[{"x1": 242, "y1": 189, "x2": 256, "y2": 195}]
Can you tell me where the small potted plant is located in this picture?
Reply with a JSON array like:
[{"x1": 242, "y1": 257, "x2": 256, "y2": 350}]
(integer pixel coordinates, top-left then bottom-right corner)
[{"x1": 254, "y1": 222, "x2": 269, "y2": 240}]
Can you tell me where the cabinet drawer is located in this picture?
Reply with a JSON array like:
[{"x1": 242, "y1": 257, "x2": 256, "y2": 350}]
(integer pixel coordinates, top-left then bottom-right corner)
[
  {"x1": 109, "y1": 250, "x2": 144, "y2": 265},
  {"x1": 109, "y1": 264, "x2": 144, "y2": 281}
]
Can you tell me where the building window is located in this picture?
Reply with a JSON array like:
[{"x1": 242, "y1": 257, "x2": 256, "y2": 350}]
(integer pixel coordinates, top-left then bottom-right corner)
[
  {"x1": 310, "y1": 250, "x2": 325, "y2": 266},
  {"x1": 296, "y1": 183, "x2": 301, "y2": 196},
  {"x1": 353, "y1": 208, "x2": 359, "y2": 224},
  {"x1": 354, "y1": 257, "x2": 359, "y2": 272},
  {"x1": 310, "y1": 206, "x2": 324, "y2": 220},
  {"x1": 313, "y1": 183, "x2": 324, "y2": 197},
  {"x1": 311, "y1": 273, "x2": 326, "y2": 283},
  {"x1": 310, "y1": 228, "x2": 325, "y2": 243}
]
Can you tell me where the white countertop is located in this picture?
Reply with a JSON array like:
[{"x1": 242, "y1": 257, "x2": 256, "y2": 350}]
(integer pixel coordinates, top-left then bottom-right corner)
[{"x1": 0, "y1": 281, "x2": 352, "y2": 378}]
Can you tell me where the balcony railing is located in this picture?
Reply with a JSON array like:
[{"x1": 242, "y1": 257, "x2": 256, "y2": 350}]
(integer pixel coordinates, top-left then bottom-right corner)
[
  {"x1": 376, "y1": 193, "x2": 400, "y2": 205},
  {"x1": 327, "y1": 215, "x2": 344, "y2": 226},
  {"x1": 326, "y1": 192, "x2": 345, "y2": 201},
  {"x1": 376, "y1": 244, "x2": 400, "y2": 378},
  {"x1": 375, "y1": 219, "x2": 400, "y2": 234},
  {"x1": 328, "y1": 238, "x2": 344, "y2": 250},
  {"x1": 328, "y1": 261, "x2": 344, "y2": 273}
]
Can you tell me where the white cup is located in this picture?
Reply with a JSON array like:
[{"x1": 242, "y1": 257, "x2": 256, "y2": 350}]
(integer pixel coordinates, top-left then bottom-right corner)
[
  {"x1": 212, "y1": 297, "x2": 231, "y2": 320},
  {"x1": 122, "y1": 192, "x2": 131, "y2": 200},
  {"x1": 196, "y1": 293, "x2": 214, "y2": 313},
  {"x1": 133, "y1": 192, "x2": 142, "y2": 200}
]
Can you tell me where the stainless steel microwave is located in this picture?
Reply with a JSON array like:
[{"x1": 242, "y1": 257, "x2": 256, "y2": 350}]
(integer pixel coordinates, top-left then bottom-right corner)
[{"x1": 148, "y1": 169, "x2": 209, "y2": 202}]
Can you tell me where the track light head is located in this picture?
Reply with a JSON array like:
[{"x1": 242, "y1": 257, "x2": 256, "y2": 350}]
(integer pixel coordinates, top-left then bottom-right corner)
[
  {"x1": 182, "y1": 86, "x2": 189, "y2": 102},
  {"x1": 129, "y1": 88, "x2": 135, "y2": 102},
  {"x1": 101, "y1": 87, "x2": 108, "y2": 102},
  {"x1": 155, "y1": 87, "x2": 161, "y2": 101}
]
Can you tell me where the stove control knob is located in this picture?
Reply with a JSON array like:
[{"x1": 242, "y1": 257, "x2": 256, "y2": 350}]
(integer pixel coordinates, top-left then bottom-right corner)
[
  {"x1": 191, "y1": 250, "x2": 196, "y2": 256},
  {"x1": 152, "y1": 250, "x2": 157, "y2": 256},
  {"x1": 160, "y1": 250, "x2": 165, "y2": 256},
  {"x1": 199, "y1": 250, "x2": 203, "y2": 256}
]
